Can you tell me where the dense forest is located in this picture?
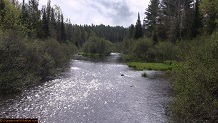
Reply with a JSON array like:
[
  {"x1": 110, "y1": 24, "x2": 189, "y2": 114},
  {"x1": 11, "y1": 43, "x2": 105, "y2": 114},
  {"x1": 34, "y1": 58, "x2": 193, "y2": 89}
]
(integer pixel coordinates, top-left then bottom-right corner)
[{"x1": 0, "y1": 0, "x2": 218, "y2": 122}]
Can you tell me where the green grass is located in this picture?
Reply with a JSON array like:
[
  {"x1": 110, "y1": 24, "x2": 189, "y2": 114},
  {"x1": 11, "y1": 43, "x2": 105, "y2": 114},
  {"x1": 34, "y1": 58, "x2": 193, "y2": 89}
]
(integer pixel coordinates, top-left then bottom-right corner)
[{"x1": 127, "y1": 61, "x2": 176, "y2": 71}]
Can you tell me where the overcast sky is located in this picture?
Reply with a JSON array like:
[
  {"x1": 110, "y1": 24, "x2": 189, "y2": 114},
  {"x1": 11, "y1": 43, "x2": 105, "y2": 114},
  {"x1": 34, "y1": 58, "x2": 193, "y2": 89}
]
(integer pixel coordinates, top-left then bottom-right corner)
[{"x1": 21, "y1": 0, "x2": 150, "y2": 27}]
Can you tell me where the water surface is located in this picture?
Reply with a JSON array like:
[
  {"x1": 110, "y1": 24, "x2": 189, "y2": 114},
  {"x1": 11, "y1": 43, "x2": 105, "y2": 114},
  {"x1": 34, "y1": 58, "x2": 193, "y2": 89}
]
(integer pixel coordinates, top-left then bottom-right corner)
[{"x1": 0, "y1": 54, "x2": 171, "y2": 123}]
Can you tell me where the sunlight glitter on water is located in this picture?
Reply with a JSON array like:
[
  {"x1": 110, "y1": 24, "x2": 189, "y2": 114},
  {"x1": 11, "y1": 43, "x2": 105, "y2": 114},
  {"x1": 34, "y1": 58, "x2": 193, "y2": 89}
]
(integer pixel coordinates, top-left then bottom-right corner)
[
  {"x1": 70, "y1": 67, "x2": 80, "y2": 70},
  {"x1": 0, "y1": 54, "x2": 171, "y2": 123}
]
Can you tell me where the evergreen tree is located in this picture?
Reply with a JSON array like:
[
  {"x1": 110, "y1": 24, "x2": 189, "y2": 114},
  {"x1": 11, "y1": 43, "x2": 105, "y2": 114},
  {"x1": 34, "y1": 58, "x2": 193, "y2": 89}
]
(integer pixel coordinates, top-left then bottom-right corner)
[
  {"x1": 0, "y1": 0, "x2": 21, "y2": 31},
  {"x1": 60, "y1": 14, "x2": 66, "y2": 42},
  {"x1": 129, "y1": 24, "x2": 135, "y2": 38},
  {"x1": 28, "y1": 0, "x2": 40, "y2": 38},
  {"x1": 49, "y1": 7, "x2": 57, "y2": 39},
  {"x1": 40, "y1": 6, "x2": 49, "y2": 39},
  {"x1": 134, "y1": 12, "x2": 143, "y2": 39},
  {"x1": 66, "y1": 19, "x2": 73, "y2": 43},
  {"x1": 20, "y1": 0, "x2": 31, "y2": 34},
  {"x1": 192, "y1": 0, "x2": 202, "y2": 38},
  {"x1": 144, "y1": 0, "x2": 160, "y2": 43},
  {"x1": 160, "y1": 0, "x2": 195, "y2": 41}
]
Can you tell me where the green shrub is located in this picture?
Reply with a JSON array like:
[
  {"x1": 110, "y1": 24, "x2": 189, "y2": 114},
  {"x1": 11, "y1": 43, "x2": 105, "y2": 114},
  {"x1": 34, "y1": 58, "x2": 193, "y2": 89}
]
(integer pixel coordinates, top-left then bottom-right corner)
[
  {"x1": 0, "y1": 31, "x2": 77, "y2": 94},
  {"x1": 0, "y1": 31, "x2": 40, "y2": 93},
  {"x1": 132, "y1": 38, "x2": 153, "y2": 61},
  {"x1": 170, "y1": 32, "x2": 218, "y2": 122},
  {"x1": 82, "y1": 36, "x2": 113, "y2": 55},
  {"x1": 154, "y1": 41, "x2": 178, "y2": 62},
  {"x1": 128, "y1": 62, "x2": 175, "y2": 71}
]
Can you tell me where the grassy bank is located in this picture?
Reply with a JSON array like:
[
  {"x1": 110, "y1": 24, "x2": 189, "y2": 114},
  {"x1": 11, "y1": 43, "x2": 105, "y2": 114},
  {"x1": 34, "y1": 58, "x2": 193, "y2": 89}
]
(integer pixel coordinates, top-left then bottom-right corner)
[{"x1": 127, "y1": 61, "x2": 176, "y2": 71}]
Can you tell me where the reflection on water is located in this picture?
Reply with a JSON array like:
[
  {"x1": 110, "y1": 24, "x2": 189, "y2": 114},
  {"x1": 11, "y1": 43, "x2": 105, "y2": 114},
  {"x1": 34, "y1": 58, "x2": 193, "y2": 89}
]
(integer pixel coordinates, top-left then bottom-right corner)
[{"x1": 0, "y1": 53, "x2": 171, "y2": 123}]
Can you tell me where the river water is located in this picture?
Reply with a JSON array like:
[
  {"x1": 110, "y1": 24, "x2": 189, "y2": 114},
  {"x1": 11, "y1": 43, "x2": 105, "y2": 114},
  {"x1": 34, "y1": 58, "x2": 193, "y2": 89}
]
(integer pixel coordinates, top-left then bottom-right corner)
[{"x1": 0, "y1": 53, "x2": 171, "y2": 123}]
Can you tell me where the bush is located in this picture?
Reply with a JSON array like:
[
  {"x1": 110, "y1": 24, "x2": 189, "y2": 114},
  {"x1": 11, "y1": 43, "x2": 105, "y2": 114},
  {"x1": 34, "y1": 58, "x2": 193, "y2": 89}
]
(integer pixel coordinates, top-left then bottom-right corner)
[
  {"x1": 82, "y1": 36, "x2": 113, "y2": 55},
  {"x1": 132, "y1": 38, "x2": 153, "y2": 61},
  {"x1": 154, "y1": 41, "x2": 179, "y2": 62},
  {"x1": 121, "y1": 38, "x2": 178, "y2": 62},
  {"x1": 170, "y1": 32, "x2": 218, "y2": 122},
  {"x1": 0, "y1": 30, "x2": 77, "y2": 94},
  {"x1": 0, "y1": 31, "x2": 40, "y2": 93}
]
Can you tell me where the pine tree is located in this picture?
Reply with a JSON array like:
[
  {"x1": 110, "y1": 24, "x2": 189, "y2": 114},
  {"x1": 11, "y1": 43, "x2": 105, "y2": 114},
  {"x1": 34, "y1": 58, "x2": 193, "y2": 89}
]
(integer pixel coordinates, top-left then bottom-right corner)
[
  {"x1": 49, "y1": 7, "x2": 57, "y2": 39},
  {"x1": 41, "y1": 6, "x2": 49, "y2": 39},
  {"x1": 60, "y1": 14, "x2": 66, "y2": 42},
  {"x1": 160, "y1": 0, "x2": 196, "y2": 41},
  {"x1": 28, "y1": 0, "x2": 40, "y2": 38},
  {"x1": 144, "y1": 0, "x2": 160, "y2": 43},
  {"x1": 192, "y1": 0, "x2": 202, "y2": 37},
  {"x1": 134, "y1": 12, "x2": 143, "y2": 39},
  {"x1": 129, "y1": 24, "x2": 135, "y2": 38}
]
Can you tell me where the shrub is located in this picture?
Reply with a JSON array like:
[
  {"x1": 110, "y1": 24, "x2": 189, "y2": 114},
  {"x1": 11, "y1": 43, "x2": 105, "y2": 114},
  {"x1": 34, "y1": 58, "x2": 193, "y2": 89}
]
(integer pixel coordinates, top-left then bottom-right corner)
[
  {"x1": 170, "y1": 32, "x2": 218, "y2": 122},
  {"x1": 132, "y1": 38, "x2": 153, "y2": 61},
  {"x1": 0, "y1": 31, "x2": 40, "y2": 93},
  {"x1": 154, "y1": 41, "x2": 178, "y2": 62},
  {"x1": 0, "y1": 31, "x2": 77, "y2": 94},
  {"x1": 82, "y1": 36, "x2": 113, "y2": 55}
]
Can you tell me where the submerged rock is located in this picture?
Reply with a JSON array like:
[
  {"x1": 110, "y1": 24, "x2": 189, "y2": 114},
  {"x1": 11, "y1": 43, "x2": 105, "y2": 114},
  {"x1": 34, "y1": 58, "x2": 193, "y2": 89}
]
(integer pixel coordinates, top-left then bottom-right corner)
[{"x1": 121, "y1": 74, "x2": 124, "y2": 76}]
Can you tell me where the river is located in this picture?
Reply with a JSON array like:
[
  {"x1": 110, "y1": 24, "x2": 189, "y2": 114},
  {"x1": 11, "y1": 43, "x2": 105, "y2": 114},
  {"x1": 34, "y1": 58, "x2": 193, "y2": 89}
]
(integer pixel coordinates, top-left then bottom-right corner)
[{"x1": 0, "y1": 53, "x2": 171, "y2": 123}]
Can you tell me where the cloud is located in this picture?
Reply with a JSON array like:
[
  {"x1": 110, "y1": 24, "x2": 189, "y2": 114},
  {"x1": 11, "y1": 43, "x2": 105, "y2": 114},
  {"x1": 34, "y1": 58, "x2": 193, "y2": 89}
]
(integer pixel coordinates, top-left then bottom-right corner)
[{"x1": 20, "y1": 0, "x2": 149, "y2": 27}]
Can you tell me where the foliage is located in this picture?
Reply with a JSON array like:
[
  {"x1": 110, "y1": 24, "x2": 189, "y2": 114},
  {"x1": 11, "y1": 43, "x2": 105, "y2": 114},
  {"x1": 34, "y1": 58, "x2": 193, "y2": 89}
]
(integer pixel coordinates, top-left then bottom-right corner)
[
  {"x1": 170, "y1": 32, "x2": 218, "y2": 122},
  {"x1": 134, "y1": 13, "x2": 143, "y2": 39},
  {"x1": 128, "y1": 62, "x2": 175, "y2": 71},
  {"x1": 0, "y1": 30, "x2": 77, "y2": 94},
  {"x1": 82, "y1": 36, "x2": 113, "y2": 55},
  {"x1": 122, "y1": 38, "x2": 178, "y2": 62},
  {"x1": 0, "y1": 0, "x2": 21, "y2": 31},
  {"x1": 199, "y1": 0, "x2": 217, "y2": 34},
  {"x1": 0, "y1": 30, "x2": 36, "y2": 93},
  {"x1": 132, "y1": 38, "x2": 152, "y2": 61},
  {"x1": 154, "y1": 41, "x2": 178, "y2": 62},
  {"x1": 144, "y1": 0, "x2": 201, "y2": 42},
  {"x1": 121, "y1": 38, "x2": 153, "y2": 62},
  {"x1": 144, "y1": 0, "x2": 160, "y2": 42}
]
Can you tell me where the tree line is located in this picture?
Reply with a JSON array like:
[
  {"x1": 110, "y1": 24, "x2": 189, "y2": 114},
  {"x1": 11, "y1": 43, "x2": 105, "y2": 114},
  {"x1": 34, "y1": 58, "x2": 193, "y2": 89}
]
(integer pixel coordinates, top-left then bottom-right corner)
[{"x1": 1, "y1": 0, "x2": 127, "y2": 44}]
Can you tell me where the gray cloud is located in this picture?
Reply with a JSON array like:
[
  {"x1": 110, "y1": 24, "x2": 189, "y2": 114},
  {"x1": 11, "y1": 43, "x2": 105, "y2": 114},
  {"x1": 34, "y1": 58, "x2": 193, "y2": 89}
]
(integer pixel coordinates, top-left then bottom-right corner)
[
  {"x1": 18, "y1": 0, "x2": 149, "y2": 27},
  {"x1": 88, "y1": 0, "x2": 134, "y2": 26},
  {"x1": 112, "y1": 2, "x2": 134, "y2": 26}
]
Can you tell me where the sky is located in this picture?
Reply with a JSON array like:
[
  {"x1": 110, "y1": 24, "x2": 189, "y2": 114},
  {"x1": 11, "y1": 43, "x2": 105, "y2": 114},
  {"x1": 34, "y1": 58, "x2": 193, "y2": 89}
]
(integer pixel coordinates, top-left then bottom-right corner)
[{"x1": 20, "y1": 0, "x2": 150, "y2": 27}]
